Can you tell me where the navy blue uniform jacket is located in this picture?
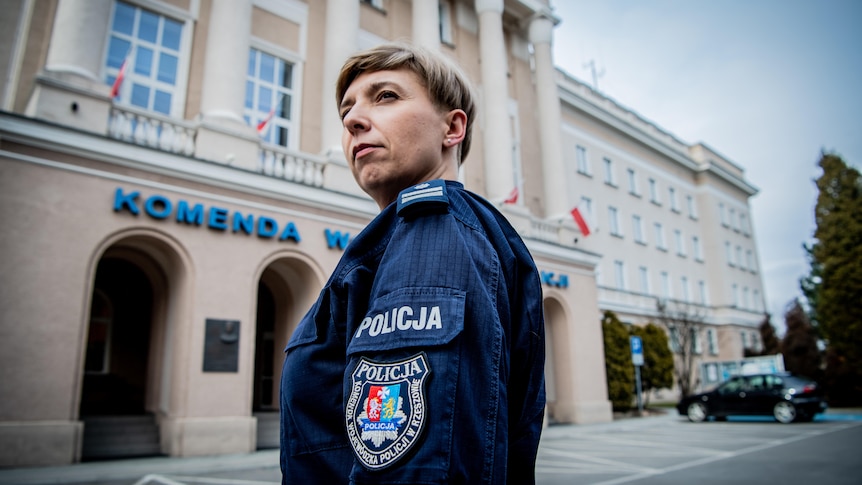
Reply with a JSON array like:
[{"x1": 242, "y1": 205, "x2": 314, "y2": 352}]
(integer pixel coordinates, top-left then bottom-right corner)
[{"x1": 280, "y1": 180, "x2": 545, "y2": 484}]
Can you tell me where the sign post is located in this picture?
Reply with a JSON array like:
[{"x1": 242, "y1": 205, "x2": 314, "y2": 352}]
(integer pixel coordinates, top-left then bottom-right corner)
[{"x1": 630, "y1": 335, "x2": 644, "y2": 415}]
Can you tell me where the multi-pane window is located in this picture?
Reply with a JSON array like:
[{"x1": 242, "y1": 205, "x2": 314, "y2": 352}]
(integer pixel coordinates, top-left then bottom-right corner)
[
  {"x1": 614, "y1": 260, "x2": 626, "y2": 290},
  {"x1": 608, "y1": 207, "x2": 621, "y2": 236},
  {"x1": 603, "y1": 157, "x2": 615, "y2": 186},
  {"x1": 105, "y1": 1, "x2": 184, "y2": 115},
  {"x1": 627, "y1": 168, "x2": 639, "y2": 195},
  {"x1": 245, "y1": 48, "x2": 296, "y2": 148},
  {"x1": 633, "y1": 215, "x2": 645, "y2": 243},
  {"x1": 576, "y1": 145, "x2": 589, "y2": 175},
  {"x1": 649, "y1": 178, "x2": 659, "y2": 204},
  {"x1": 655, "y1": 222, "x2": 666, "y2": 250},
  {"x1": 639, "y1": 266, "x2": 650, "y2": 295}
]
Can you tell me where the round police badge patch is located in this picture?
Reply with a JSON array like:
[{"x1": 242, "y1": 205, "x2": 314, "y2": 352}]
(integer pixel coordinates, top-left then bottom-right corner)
[{"x1": 345, "y1": 353, "x2": 430, "y2": 470}]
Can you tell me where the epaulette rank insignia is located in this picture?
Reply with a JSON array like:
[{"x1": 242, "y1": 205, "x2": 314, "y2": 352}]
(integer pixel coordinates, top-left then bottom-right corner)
[{"x1": 396, "y1": 179, "x2": 449, "y2": 218}]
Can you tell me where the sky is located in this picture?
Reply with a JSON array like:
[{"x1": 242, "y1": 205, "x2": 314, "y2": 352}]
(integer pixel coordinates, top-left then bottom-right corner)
[{"x1": 549, "y1": 0, "x2": 862, "y2": 331}]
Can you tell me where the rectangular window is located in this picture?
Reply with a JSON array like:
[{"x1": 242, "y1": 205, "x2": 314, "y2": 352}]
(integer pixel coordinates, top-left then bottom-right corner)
[
  {"x1": 655, "y1": 222, "x2": 666, "y2": 250},
  {"x1": 691, "y1": 327, "x2": 702, "y2": 354},
  {"x1": 741, "y1": 330, "x2": 749, "y2": 349},
  {"x1": 661, "y1": 271, "x2": 671, "y2": 298},
  {"x1": 633, "y1": 215, "x2": 645, "y2": 243},
  {"x1": 681, "y1": 276, "x2": 690, "y2": 302},
  {"x1": 707, "y1": 328, "x2": 719, "y2": 355},
  {"x1": 719, "y1": 202, "x2": 728, "y2": 226},
  {"x1": 746, "y1": 250, "x2": 754, "y2": 272},
  {"x1": 627, "y1": 168, "x2": 639, "y2": 195},
  {"x1": 742, "y1": 287, "x2": 750, "y2": 310},
  {"x1": 439, "y1": 1, "x2": 454, "y2": 44},
  {"x1": 692, "y1": 236, "x2": 703, "y2": 261},
  {"x1": 649, "y1": 178, "x2": 660, "y2": 204},
  {"x1": 670, "y1": 327, "x2": 681, "y2": 353},
  {"x1": 609, "y1": 206, "x2": 621, "y2": 236},
  {"x1": 725, "y1": 241, "x2": 734, "y2": 266},
  {"x1": 669, "y1": 187, "x2": 679, "y2": 212},
  {"x1": 674, "y1": 229, "x2": 686, "y2": 256},
  {"x1": 698, "y1": 280, "x2": 708, "y2": 305},
  {"x1": 732, "y1": 283, "x2": 739, "y2": 307},
  {"x1": 576, "y1": 145, "x2": 589, "y2": 175},
  {"x1": 639, "y1": 266, "x2": 650, "y2": 295},
  {"x1": 105, "y1": 0, "x2": 185, "y2": 115},
  {"x1": 687, "y1": 194, "x2": 697, "y2": 219},
  {"x1": 740, "y1": 212, "x2": 749, "y2": 235},
  {"x1": 730, "y1": 208, "x2": 738, "y2": 231},
  {"x1": 603, "y1": 157, "x2": 616, "y2": 186},
  {"x1": 736, "y1": 246, "x2": 743, "y2": 268},
  {"x1": 245, "y1": 48, "x2": 296, "y2": 148},
  {"x1": 753, "y1": 289, "x2": 761, "y2": 312},
  {"x1": 614, "y1": 260, "x2": 626, "y2": 290}
]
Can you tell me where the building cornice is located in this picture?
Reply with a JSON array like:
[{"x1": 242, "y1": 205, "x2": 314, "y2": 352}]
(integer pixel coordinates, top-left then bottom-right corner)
[{"x1": 0, "y1": 112, "x2": 380, "y2": 220}]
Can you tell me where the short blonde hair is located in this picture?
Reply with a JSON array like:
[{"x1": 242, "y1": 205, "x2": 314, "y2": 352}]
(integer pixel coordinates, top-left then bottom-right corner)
[{"x1": 336, "y1": 42, "x2": 476, "y2": 164}]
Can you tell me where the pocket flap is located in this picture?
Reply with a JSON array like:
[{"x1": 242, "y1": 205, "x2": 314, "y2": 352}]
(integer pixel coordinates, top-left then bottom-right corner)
[{"x1": 347, "y1": 287, "x2": 465, "y2": 354}]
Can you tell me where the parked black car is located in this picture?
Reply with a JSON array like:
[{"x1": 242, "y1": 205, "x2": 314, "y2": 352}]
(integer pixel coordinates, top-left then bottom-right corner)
[{"x1": 677, "y1": 372, "x2": 827, "y2": 423}]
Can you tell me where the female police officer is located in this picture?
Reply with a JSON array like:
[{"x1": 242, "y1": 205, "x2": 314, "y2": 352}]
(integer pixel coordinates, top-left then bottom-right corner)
[{"x1": 280, "y1": 42, "x2": 545, "y2": 484}]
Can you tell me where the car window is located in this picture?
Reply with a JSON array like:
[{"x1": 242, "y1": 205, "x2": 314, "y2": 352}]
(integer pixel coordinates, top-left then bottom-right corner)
[
  {"x1": 747, "y1": 375, "x2": 764, "y2": 390},
  {"x1": 718, "y1": 377, "x2": 743, "y2": 395},
  {"x1": 765, "y1": 375, "x2": 782, "y2": 389}
]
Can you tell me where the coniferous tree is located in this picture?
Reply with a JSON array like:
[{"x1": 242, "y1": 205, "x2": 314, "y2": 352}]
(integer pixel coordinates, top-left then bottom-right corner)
[
  {"x1": 803, "y1": 152, "x2": 862, "y2": 404},
  {"x1": 781, "y1": 300, "x2": 821, "y2": 380},
  {"x1": 630, "y1": 323, "x2": 674, "y2": 407},
  {"x1": 602, "y1": 311, "x2": 634, "y2": 412},
  {"x1": 758, "y1": 313, "x2": 781, "y2": 356}
]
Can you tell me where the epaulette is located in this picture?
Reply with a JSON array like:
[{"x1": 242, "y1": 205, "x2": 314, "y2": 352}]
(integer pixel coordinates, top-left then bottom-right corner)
[{"x1": 396, "y1": 179, "x2": 450, "y2": 218}]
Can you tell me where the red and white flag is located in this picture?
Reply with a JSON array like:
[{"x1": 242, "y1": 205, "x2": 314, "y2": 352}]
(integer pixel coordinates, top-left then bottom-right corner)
[
  {"x1": 256, "y1": 107, "x2": 276, "y2": 135},
  {"x1": 570, "y1": 201, "x2": 594, "y2": 237},
  {"x1": 503, "y1": 186, "x2": 519, "y2": 204},
  {"x1": 110, "y1": 55, "x2": 129, "y2": 99}
]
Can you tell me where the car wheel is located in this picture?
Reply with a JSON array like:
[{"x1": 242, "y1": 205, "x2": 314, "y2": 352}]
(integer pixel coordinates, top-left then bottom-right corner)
[
  {"x1": 687, "y1": 402, "x2": 708, "y2": 422},
  {"x1": 773, "y1": 401, "x2": 797, "y2": 423}
]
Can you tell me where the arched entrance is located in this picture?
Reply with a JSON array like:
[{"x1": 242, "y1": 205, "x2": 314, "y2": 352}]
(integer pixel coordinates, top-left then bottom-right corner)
[
  {"x1": 253, "y1": 255, "x2": 323, "y2": 449},
  {"x1": 544, "y1": 297, "x2": 574, "y2": 424},
  {"x1": 78, "y1": 233, "x2": 187, "y2": 461},
  {"x1": 252, "y1": 255, "x2": 323, "y2": 449}
]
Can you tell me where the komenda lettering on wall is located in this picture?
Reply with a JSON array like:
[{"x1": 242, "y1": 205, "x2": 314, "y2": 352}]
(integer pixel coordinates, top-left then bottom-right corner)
[{"x1": 112, "y1": 187, "x2": 351, "y2": 250}]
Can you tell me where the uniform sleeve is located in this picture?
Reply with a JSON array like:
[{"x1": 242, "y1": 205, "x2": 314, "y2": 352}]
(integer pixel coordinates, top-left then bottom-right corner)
[{"x1": 341, "y1": 210, "x2": 509, "y2": 484}]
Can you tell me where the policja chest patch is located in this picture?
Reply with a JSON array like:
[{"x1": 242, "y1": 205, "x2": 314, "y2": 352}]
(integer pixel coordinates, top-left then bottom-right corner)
[{"x1": 345, "y1": 353, "x2": 430, "y2": 470}]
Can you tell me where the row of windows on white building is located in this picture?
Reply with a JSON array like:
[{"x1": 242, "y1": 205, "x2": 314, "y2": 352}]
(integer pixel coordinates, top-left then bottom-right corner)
[
  {"x1": 668, "y1": 326, "x2": 762, "y2": 356},
  {"x1": 606, "y1": 261, "x2": 762, "y2": 313}
]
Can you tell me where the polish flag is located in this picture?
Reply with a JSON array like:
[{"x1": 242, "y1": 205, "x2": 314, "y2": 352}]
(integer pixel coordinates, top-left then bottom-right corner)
[
  {"x1": 110, "y1": 55, "x2": 129, "y2": 99},
  {"x1": 570, "y1": 201, "x2": 594, "y2": 237},
  {"x1": 503, "y1": 186, "x2": 519, "y2": 204},
  {"x1": 256, "y1": 107, "x2": 276, "y2": 135}
]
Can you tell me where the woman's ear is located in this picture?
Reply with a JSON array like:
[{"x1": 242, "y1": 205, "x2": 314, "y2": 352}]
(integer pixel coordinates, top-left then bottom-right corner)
[{"x1": 444, "y1": 109, "x2": 467, "y2": 145}]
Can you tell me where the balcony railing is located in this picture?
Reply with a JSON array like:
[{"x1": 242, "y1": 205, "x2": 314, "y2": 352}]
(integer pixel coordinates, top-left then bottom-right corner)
[
  {"x1": 258, "y1": 144, "x2": 325, "y2": 188},
  {"x1": 107, "y1": 106, "x2": 327, "y2": 189},
  {"x1": 108, "y1": 106, "x2": 196, "y2": 156}
]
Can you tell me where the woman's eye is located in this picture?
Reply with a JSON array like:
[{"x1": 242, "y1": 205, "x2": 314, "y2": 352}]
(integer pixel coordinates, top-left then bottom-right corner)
[{"x1": 378, "y1": 91, "x2": 397, "y2": 101}]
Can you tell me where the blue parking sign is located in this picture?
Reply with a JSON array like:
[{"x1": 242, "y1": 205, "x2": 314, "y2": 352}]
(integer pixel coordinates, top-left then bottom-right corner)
[{"x1": 630, "y1": 336, "x2": 644, "y2": 366}]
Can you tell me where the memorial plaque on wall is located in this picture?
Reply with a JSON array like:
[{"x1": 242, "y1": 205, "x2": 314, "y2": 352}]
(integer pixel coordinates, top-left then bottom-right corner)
[{"x1": 203, "y1": 319, "x2": 240, "y2": 372}]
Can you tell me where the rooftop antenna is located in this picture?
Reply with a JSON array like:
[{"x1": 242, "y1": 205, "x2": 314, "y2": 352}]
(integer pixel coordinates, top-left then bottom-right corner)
[{"x1": 582, "y1": 59, "x2": 605, "y2": 91}]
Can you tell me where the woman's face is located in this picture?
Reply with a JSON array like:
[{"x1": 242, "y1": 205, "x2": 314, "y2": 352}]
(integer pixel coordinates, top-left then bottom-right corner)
[{"x1": 340, "y1": 68, "x2": 457, "y2": 208}]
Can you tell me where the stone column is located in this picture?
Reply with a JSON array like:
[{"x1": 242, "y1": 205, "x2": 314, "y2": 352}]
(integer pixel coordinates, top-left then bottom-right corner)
[
  {"x1": 25, "y1": 0, "x2": 113, "y2": 134},
  {"x1": 199, "y1": 0, "x2": 252, "y2": 124},
  {"x1": 529, "y1": 14, "x2": 568, "y2": 219},
  {"x1": 475, "y1": 0, "x2": 513, "y2": 201},
  {"x1": 412, "y1": 0, "x2": 440, "y2": 51},
  {"x1": 320, "y1": 0, "x2": 360, "y2": 158},
  {"x1": 194, "y1": 0, "x2": 259, "y2": 169}
]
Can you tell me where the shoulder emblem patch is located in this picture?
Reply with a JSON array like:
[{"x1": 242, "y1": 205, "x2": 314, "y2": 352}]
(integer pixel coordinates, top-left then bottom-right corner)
[
  {"x1": 396, "y1": 179, "x2": 449, "y2": 217},
  {"x1": 345, "y1": 353, "x2": 431, "y2": 470}
]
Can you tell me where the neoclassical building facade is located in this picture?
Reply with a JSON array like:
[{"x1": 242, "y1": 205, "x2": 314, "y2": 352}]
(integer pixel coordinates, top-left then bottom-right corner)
[{"x1": 0, "y1": 0, "x2": 764, "y2": 466}]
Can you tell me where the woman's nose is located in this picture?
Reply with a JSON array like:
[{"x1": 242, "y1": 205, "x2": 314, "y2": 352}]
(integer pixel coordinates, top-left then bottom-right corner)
[{"x1": 342, "y1": 104, "x2": 369, "y2": 134}]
